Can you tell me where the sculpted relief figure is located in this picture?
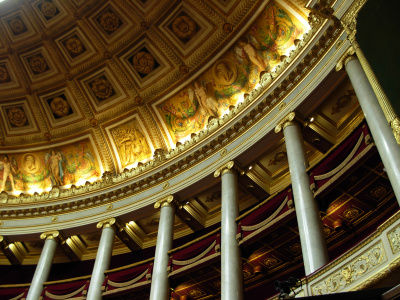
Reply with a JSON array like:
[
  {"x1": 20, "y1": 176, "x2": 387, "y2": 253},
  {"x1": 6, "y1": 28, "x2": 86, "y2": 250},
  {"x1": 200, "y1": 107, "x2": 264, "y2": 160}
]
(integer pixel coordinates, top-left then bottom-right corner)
[
  {"x1": 112, "y1": 122, "x2": 152, "y2": 168},
  {"x1": 213, "y1": 59, "x2": 237, "y2": 86},
  {"x1": 0, "y1": 155, "x2": 18, "y2": 192}
]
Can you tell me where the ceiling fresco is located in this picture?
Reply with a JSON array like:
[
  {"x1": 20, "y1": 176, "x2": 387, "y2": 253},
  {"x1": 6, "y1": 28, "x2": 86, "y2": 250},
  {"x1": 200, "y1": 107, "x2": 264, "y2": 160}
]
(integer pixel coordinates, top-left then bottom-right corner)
[{"x1": 0, "y1": 0, "x2": 309, "y2": 196}]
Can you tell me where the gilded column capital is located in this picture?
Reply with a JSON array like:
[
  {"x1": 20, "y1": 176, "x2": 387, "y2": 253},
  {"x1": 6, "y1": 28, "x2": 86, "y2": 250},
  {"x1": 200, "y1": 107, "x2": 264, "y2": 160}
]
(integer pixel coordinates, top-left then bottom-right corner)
[
  {"x1": 214, "y1": 161, "x2": 244, "y2": 177},
  {"x1": 154, "y1": 195, "x2": 178, "y2": 209},
  {"x1": 274, "y1": 112, "x2": 299, "y2": 133},
  {"x1": 97, "y1": 218, "x2": 116, "y2": 229},
  {"x1": 335, "y1": 47, "x2": 356, "y2": 72},
  {"x1": 40, "y1": 230, "x2": 60, "y2": 240}
]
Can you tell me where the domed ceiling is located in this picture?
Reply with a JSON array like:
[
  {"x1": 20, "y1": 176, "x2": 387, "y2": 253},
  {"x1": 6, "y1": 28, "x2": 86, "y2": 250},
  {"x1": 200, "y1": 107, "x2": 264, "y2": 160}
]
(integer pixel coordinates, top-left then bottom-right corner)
[{"x1": 0, "y1": 0, "x2": 310, "y2": 196}]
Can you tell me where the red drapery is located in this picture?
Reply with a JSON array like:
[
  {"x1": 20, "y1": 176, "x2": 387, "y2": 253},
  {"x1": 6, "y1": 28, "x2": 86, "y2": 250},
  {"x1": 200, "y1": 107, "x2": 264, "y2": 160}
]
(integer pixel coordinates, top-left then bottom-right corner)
[
  {"x1": 169, "y1": 233, "x2": 219, "y2": 271},
  {"x1": 102, "y1": 262, "x2": 152, "y2": 291},
  {"x1": 310, "y1": 123, "x2": 373, "y2": 193},
  {"x1": 237, "y1": 189, "x2": 292, "y2": 240},
  {"x1": 0, "y1": 287, "x2": 28, "y2": 300},
  {"x1": 40, "y1": 279, "x2": 89, "y2": 300}
]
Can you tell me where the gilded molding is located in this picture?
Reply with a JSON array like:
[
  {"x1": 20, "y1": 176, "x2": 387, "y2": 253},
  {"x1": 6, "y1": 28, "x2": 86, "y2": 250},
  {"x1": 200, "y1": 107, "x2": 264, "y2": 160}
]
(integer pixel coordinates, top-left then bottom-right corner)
[
  {"x1": 154, "y1": 195, "x2": 178, "y2": 209},
  {"x1": 96, "y1": 218, "x2": 116, "y2": 229},
  {"x1": 274, "y1": 112, "x2": 296, "y2": 133},
  {"x1": 352, "y1": 256, "x2": 400, "y2": 291},
  {"x1": 311, "y1": 241, "x2": 386, "y2": 295},
  {"x1": 40, "y1": 230, "x2": 60, "y2": 240}
]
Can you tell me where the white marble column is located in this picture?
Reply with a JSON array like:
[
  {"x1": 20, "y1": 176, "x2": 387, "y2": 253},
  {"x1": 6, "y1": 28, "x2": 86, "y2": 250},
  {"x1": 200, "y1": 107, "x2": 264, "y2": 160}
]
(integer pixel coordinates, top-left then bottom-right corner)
[
  {"x1": 276, "y1": 114, "x2": 329, "y2": 275},
  {"x1": 215, "y1": 162, "x2": 244, "y2": 300},
  {"x1": 150, "y1": 196, "x2": 177, "y2": 300},
  {"x1": 87, "y1": 218, "x2": 116, "y2": 300},
  {"x1": 26, "y1": 231, "x2": 59, "y2": 300},
  {"x1": 345, "y1": 56, "x2": 400, "y2": 205}
]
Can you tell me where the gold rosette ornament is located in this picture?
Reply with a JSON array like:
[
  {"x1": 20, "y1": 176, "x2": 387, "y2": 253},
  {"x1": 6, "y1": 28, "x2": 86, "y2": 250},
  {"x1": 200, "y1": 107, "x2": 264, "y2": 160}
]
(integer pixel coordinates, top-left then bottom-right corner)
[
  {"x1": 29, "y1": 55, "x2": 47, "y2": 74},
  {"x1": 9, "y1": 18, "x2": 26, "y2": 34},
  {"x1": 91, "y1": 78, "x2": 113, "y2": 99},
  {"x1": 65, "y1": 37, "x2": 84, "y2": 56},
  {"x1": 50, "y1": 97, "x2": 70, "y2": 117},
  {"x1": 100, "y1": 11, "x2": 120, "y2": 32},
  {"x1": 41, "y1": 1, "x2": 57, "y2": 18},
  {"x1": 0, "y1": 66, "x2": 10, "y2": 82},
  {"x1": 132, "y1": 52, "x2": 155, "y2": 74},
  {"x1": 8, "y1": 107, "x2": 27, "y2": 127},
  {"x1": 172, "y1": 15, "x2": 197, "y2": 40}
]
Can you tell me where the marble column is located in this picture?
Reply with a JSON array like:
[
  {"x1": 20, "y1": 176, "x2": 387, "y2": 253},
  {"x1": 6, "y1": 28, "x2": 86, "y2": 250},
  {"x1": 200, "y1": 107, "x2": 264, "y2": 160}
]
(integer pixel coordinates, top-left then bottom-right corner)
[
  {"x1": 26, "y1": 231, "x2": 59, "y2": 300},
  {"x1": 149, "y1": 196, "x2": 177, "y2": 300},
  {"x1": 343, "y1": 56, "x2": 400, "y2": 205},
  {"x1": 86, "y1": 218, "x2": 116, "y2": 300},
  {"x1": 275, "y1": 114, "x2": 329, "y2": 275},
  {"x1": 214, "y1": 162, "x2": 244, "y2": 300}
]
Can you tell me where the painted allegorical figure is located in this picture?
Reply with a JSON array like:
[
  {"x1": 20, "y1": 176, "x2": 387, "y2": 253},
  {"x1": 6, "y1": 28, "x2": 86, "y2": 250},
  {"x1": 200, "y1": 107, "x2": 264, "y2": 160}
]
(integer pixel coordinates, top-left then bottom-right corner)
[
  {"x1": 0, "y1": 155, "x2": 18, "y2": 192},
  {"x1": 189, "y1": 82, "x2": 221, "y2": 118},
  {"x1": 45, "y1": 150, "x2": 64, "y2": 186}
]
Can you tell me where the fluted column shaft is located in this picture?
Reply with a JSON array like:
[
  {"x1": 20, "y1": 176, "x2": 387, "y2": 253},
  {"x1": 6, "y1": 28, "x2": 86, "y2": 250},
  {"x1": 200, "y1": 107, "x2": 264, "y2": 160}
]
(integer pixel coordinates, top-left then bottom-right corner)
[
  {"x1": 150, "y1": 197, "x2": 176, "y2": 300},
  {"x1": 221, "y1": 168, "x2": 243, "y2": 300},
  {"x1": 345, "y1": 57, "x2": 400, "y2": 204},
  {"x1": 283, "y1": 121, "x2": 329, "y2": 275},
  {"x1": 26, "y1": 232, "x2": 59, "y2": 300},
  {"x1": 87, "y1": 219, "x2": 116, "y2": 300}
]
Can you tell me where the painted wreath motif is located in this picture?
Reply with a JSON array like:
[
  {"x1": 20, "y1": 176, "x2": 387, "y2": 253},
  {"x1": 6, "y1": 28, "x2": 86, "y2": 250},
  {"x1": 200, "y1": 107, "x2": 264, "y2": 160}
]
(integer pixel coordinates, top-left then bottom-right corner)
[{"x1": 132, "y1": 52, "x2": 155, "y2": 74}]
